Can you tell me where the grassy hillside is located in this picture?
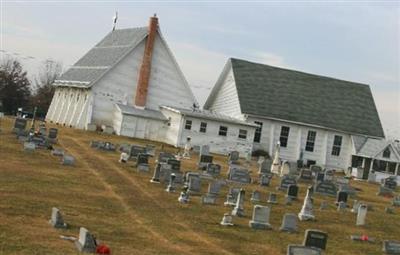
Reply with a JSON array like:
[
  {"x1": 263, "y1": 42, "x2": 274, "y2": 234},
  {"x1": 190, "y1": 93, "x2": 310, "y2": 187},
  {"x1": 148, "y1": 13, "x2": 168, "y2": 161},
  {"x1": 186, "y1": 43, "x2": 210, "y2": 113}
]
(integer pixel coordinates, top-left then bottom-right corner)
[{"x1": 0, "y1": 117, "x2": 398, "y2": 255}]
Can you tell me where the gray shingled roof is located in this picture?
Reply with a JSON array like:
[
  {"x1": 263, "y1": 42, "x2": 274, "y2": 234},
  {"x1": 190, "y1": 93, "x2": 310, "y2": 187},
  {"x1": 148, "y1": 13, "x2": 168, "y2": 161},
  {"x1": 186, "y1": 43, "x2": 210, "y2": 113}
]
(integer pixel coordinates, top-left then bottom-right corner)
[
  {"x1": 229, "y1": 58, "x2": 384, "y2": 138},
  {"x1": 116, "y1": 104, "x2": 168, "y2": 121},
  {"x1": 356, "y1": 138, "x2": 400, "y2": 161},
  {"x1": 54, "y1": 27, "x2": 148, "y2": 87}
]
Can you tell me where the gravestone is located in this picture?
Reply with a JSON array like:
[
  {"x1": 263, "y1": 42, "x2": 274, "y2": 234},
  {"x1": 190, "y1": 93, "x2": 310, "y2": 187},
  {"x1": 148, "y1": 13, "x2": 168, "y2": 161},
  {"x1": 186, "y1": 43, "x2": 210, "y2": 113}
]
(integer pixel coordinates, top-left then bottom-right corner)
[
  {"x1": 392, "y1": 196, "x2": 400, "y2": 207},
  {"x1": 280, "y1": 213, "x2": 298, "y2": 233},
  {"x1": 260, "y1": 174, "x2": 271, "y2": 187},
  {"x1": 338, "y1": 183, "x2": 356, "y2": 197},
  {"x1": 232, "y1": 189, "x2": 245, "y2": 217},
  {"x1": 324, "y1": 170, "x2": 335, "y2": 181},
  {"x1": 286, "y1": 184, "x2": 299, "y2": 200},
  {"x1": 315, "y1": 181, "x2": 337, "y2": 196},
  {"x1": 99, "y1": 142, "x2": 116, "y2": 151},
  {"x1": 259, "y1": 159, "x2": 272, "y2": 175},
  {"x1": 303, "y1": 229, "x2": 328, "y2": 250},
  {"x1": 356, "y1": 204, "x2": 368, "y2": 226},
  {"x1": 383, "y1": 240, "x2": 400, "y2": 254},
  {"x1": 249, "y1": 205, "x2": 272, "y2": 230},
  {"x1": 145, "y1": 144, "x2": 156, "y2": 156},
  {"x1": 129, "y1": 145, "x2": 147, "y2": 159},
  {"x1": 119, "y1": 143, "x2": 131, "y2": 153},
  {"x1": 298, "y1": 169, "x2": 313, "y2": 182},
  {"x1": 158, "y1": 152, "x2": 175, "y2": 163},
  {"x1": 310, "y1": 165, "x2": 323, "y2": 174},
  {"x1": 13, "y1": 118, "x2": 27, "y2": 132},
  {"x1": 228, "y1": 166, "x2": 251, "y2": 184},
  {"x1": 150, "y1": 163, "x2": 163, "y2": 183},
  {"x1": 351, "y1": 200, "x2": 361, "y2": 213},
  {"x1": 385, "y1": 207, "x2": 394, "y2": 214},
  {"x1": 48, "y1": 128, "x2": 58, "y2": 143},
  {"x1": 336, "y1": 191, "x2": 348, "y2": 205},
  {"x1": 383, "y1": 176, "x2": 397, "y2": 191},
  {"x1": 337, "y1": 201, "x2": 346, "y2": 211},
  {"x1": 280, "y1": 161, "x2": 291, "y2": 176},
  {"x1": 75, "y1": 227, "x2": 97, "y2": 253},
  {"x1": 316, "y1": 172, "x2": 325, "y2": 182},
  {"x1": 298, "y1": 186, "x2": 315, "y2": 221},
  {"x1": 136, "y1": 153, "x2": 150, "y2": 172},
  {"x1": 178, "y1": 186, "x2": 190, "y2": 203},
  {"x1": 224, "y1": 187, "x2": 240, "y2": 206},
  {"x1": 287, "y1": 245, "x2": 321, "y2": 255},
  {"x1": 49, "y1": 207, "x2": 67, "y2": 228},
  {"x1": 251, "y1": 190, "x2": 261, "y2": 203},
  {"x1": 62, "y1": 155, "x2": 75, "y2": 166},
  {"x1": 166, "y1": 173, "x2": 176, "y2": 192},
  {"x1": 229, "y1": 151, "x2": 240, "y2": 164},
  {"x1": 200, "y1": 145, "x2": 210, "y2": 156},
  {"x1": 51, "y1": 148, "x2": 64, "y2": 157},
  {"x1": 205, "y1": 163, "x2": 221, "y2": 177},
  {"x1": 220, "y1": 213, "x2": 234, "y2": 226},
  {"x1": 24, "y1": 142, "x2": 36, "y2": 152},
  {"x1": 278, "y1": 175, "x2": 297, "y2": 191},
  {"x1": 202, "y1": 182, "x2": 221, "y2": 205},
  {"x1": 119, "y1": 152, "x2": 129, "y2": 163},
  {"x1": 267, "y1": 192, "x2": 278, "y2": 204},
  {"x1": 167, "y1": 159, "x2": 181, "y2": 172},
  {"x1": 187, "y1": 174, "x2": 202, "y2": 194},
  {"x1": 198, "y1": 155, "x2": 213, "y2": 170},
  {"x1": 377, "y1": 186, "x2": 394, "y2": 197}
]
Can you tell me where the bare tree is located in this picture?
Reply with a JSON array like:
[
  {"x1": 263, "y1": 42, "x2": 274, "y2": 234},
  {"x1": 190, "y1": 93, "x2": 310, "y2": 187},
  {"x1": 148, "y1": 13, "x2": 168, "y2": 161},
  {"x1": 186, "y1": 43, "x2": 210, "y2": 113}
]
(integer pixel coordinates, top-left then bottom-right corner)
[{"x1": 31, "y1": 59, "x2": 63, "y2": 116}]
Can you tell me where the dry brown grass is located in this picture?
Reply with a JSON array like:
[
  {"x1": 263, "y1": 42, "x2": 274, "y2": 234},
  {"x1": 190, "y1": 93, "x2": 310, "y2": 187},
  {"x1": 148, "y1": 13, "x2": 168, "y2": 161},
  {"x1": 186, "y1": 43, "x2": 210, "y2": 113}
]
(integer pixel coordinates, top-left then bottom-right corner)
[{"x1": 0, "y1": 117, "x2": 399, "y2": 255}]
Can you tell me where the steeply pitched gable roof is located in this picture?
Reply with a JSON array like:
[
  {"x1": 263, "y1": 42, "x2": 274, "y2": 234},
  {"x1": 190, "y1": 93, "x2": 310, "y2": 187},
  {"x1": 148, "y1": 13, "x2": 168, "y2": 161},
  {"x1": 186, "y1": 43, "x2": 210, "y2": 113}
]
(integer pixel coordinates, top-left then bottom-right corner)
[
  {"x1": 228, "y1": 58, "x2": 384, "y2": 138},
  {"x1": 54, "y1": 27, "x2": 148, "y2": 87}
]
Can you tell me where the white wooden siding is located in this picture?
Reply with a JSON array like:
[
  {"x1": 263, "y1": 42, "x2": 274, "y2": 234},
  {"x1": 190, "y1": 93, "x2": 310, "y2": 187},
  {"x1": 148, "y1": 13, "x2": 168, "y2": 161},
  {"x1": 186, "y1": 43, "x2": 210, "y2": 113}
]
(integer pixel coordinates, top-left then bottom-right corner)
[
  {"x1": 91, "y1": 40, "x2": 145, "y2": 125},
  {"x1": 178, "y1": 116, "x2": 255, "y2": 156},
  {"x1": 145, "y1": 33, "x2": 196, "y2": 111},
  {"x1": 248, "y1": 116, "x2": 353, "y2": 170},
  {"x1": 206, "y1": 67, "x2": 243, "y2": 118}
]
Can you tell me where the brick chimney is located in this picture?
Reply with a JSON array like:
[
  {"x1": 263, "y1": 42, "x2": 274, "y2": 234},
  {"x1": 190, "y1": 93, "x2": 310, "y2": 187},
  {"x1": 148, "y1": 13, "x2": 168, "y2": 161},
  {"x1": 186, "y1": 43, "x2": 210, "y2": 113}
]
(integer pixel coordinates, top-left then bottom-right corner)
[{"x1": 135, "y1": 14, "x2": 158, "y2": 108}]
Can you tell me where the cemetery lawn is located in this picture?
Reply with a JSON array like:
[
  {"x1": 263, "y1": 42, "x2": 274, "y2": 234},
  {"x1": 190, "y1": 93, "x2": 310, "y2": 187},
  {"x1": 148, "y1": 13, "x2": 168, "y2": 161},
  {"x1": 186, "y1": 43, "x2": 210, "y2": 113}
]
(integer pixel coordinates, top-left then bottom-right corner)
[{"x1": 0, "y1": 117, "x2": 399, "y2": 255}]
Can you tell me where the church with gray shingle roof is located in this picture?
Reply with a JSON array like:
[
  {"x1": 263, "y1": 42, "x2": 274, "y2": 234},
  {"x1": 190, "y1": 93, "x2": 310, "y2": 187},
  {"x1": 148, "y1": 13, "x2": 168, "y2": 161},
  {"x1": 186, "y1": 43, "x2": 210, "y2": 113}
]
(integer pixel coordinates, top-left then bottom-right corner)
[{"x1": 46, "y1": 16, "x2": 398, "y2": 175}]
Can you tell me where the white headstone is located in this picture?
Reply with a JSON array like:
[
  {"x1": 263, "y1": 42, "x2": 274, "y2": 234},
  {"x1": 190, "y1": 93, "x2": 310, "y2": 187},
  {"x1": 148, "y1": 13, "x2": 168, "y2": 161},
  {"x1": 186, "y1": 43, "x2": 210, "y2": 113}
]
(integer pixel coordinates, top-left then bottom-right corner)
[
  {"x1": 249, "y1": 205, "x2": 272, "y2": 229},
  {"x1": 356, "y1": 204, "x2": 367, "y2": 226}
]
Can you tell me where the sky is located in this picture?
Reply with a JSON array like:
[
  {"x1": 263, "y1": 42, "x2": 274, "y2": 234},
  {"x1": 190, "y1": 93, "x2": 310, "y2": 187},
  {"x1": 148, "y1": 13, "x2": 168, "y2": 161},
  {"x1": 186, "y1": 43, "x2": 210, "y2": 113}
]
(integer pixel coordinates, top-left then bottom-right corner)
[{"x1": 2, "y1": 1, "x2": 400, "y2": 138}]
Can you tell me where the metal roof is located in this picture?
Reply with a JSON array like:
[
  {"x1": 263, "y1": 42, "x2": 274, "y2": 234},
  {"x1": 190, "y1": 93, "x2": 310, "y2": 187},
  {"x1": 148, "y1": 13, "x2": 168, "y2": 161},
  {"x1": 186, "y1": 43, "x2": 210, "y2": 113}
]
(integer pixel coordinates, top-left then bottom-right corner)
[
  {"x1": 355, "y1": 137, "x2": 400, "y2": 161},
  {"x1": 116, "y1": 104, "x2": 168, "y2": 121},
  {"x1": 54, "y1": 27, "x2": 148, "y2": 88},
  {"x1": 161, "y1": 106, "x2": 257, "y2": 127}
]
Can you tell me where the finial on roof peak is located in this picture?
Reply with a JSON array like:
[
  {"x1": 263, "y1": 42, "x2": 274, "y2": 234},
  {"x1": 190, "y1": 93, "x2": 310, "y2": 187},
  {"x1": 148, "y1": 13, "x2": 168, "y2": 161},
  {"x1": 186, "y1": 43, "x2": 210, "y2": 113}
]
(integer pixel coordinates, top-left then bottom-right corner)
[{"x1": 154, "y1": 13, "x2": 157, "y2": 17}]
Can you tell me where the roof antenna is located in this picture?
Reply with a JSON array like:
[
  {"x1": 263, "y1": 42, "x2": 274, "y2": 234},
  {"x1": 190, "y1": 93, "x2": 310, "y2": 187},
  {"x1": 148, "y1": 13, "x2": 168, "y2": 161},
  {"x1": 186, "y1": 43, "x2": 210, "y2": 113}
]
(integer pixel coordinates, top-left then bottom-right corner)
[{"x1": 112, "y1": 11, "x2": 118, "y2": 31}]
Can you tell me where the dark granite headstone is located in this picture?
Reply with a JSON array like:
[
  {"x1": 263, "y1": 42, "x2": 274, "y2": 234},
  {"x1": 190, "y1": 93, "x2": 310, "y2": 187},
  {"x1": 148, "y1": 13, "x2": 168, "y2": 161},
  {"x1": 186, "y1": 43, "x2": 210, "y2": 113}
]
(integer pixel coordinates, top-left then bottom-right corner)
[
  {"x1": 287, "y1": 184, "x2": 299, "y2": 200},
  {"x1": 278, "y1": 175, "x2": 297, "y2": 191},
  {"x1": 336, "y1": 191, "x2": 348, "y2": 204},
  {"x1": 303, "y1": 229, "x2": 328, "y2": 250},
  {"x1": 315, "y1": 181, "x2": 337, "y2": 196},
  {"x1": 383, "y1": 177, "x2": 397, "y2": 191},
  {"x1": 299, "y1": 169, "x2": 313, "y2": 182}
]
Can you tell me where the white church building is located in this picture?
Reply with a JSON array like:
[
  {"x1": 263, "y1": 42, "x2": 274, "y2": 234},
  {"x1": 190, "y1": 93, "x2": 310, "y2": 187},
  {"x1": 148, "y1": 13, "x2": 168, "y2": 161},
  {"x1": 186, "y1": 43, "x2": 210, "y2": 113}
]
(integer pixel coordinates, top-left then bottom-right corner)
[
  {"x1": 204, "y1": 58, "x2": 388, "y2": 171},
  {"x1": 46, "y1": 16, "x2": 397, "y2": 173},
  {"x1": 46, "y1": 16, "x2": 256, "y2": 156}
]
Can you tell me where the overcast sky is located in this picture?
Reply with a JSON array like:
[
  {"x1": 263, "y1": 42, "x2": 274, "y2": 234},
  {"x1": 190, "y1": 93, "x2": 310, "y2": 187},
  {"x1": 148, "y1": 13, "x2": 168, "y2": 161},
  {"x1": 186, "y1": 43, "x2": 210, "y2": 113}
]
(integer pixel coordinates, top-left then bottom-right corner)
[{"x1": 2, "y1": 1, "x2": 399, "y2": 138}]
